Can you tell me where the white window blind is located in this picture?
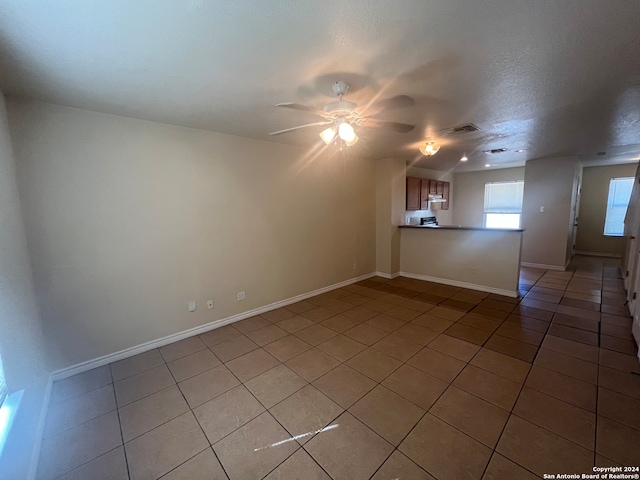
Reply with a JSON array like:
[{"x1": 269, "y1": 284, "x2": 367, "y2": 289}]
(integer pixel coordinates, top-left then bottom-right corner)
[
  {"x1": 0, "y1": 354, "x2": 6, "y2": 406},
  {"x1": 484, "y1": 181, "x2": 524, "y2": 214},
  {"x1": 604, "y1": 177, "x2": 634, "y2": 236}
]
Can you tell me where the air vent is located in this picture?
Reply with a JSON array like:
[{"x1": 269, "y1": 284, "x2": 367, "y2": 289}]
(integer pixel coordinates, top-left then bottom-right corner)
[
  {"x1": 442, "y1": 123, "x2": 480, "y2": 135},
  {"x1": 482, "y1": 148, "x2": 508, "y2": 154}
]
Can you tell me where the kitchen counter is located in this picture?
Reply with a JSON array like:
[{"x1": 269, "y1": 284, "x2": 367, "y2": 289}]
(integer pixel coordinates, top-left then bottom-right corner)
[{"x1": 400, "y1": 225, "x2": 525, "y2": 232}]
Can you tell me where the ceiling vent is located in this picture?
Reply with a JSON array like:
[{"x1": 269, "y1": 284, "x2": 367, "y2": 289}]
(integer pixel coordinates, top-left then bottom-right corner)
[
  {"x1": 482, "y1": 148, "x2": 509, "y2": 154},
  {"x1": 442, "y1": 123, "x2": 480, "y2": 135}
]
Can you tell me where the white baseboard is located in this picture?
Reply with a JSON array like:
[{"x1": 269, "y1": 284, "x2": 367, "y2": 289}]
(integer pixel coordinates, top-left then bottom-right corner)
[
  {"x1": 50, "y1": 272, "x2": 377, "y2": 380},
  {"x1": 574, "y1": 250, "x2": 621, "y2": 258},
  {"x1": 398, "y1": 271, "x2": 518, "y2": 298},
  {"x1": 520, "y1": 262, "x2": 566, "y2": 271},
  {"x1": 27, "y1": 375, "x2": 53, "y2": 480},
  {"x1": 374, "y1": 271, "x2": 400, "y2": 279}
]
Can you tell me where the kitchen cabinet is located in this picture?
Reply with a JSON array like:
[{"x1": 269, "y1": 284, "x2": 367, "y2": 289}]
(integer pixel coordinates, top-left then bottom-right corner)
[{"x1": 406, "y1": 176, "x2": 450, "y2": 211}]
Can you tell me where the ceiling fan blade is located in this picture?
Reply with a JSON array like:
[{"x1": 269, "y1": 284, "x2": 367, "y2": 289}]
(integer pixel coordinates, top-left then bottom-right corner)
[
  {"x1": 367, "y1": 95, "x2": 415, "y2": 114},
  {"x1": 269, "y1": 121, "x2": 333, "y2": 136},
  {"x1": 276, "y1": 102, "x2": 328, "y2": 118},
  {"x1": 360, "y1": 119, "x2": 415, "y2": 133}
]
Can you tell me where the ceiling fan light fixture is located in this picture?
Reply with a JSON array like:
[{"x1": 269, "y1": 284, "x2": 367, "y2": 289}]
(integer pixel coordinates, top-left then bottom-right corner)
[
  {"x1": 345, "y1": 132, "x2": 359, "y2": 146},
  {"x1": 460, "y1": 154, "x2": 468, "y2": 162},
  {"x1": 319, "y1": 127, "x2": 337, "y2": 144},
  {"x1": 420, "y1": 142, "x2": 440, "y2": 157},
  {"x1": 338, "y1": 122, "x2": 356, "y2": 142}
]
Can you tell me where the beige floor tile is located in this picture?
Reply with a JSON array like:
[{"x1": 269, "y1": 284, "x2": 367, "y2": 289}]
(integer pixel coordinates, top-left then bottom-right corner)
[
  {"x1": 233, "y1": 315, "x2": 271, "y2": 333},
  {"x1": 342, "y1": 293, "x2": 372, "y2": 305},
  {"x1": 125, "y1": 412, "x2": 208, "y2": 480},
  {"x1": 393, "y1": 323, "x2": 440, "y2": 345},
  {"x1": 261, "y1": 307, "x2": 296, "y2": 322},
  {"x1": 534, "y1": 348, "x2": 598, "y2": 384},
  {"x1": 525, "y1": 365, "x2": 596, "y2": 412},
  {"x1": 444, "y1": 323, "x2": 492, "y2": 345},
  {"x1": 224, "y1": 348, "x2": 280, "y2": 382},
  {"x1": 346, "y1": 348, "x2": 402, "y2": 382},
  {"x1": 54, "y1": 446, "x2": 128, "y2": 480},
  {"x1": 453, "y1": 365, "x2": 521, "y2": 411},
  {"x1": 320, "y1": 313, "x2": 361, "y2": 333},
  {"x1": 245, "y1": 364, "x2": 307, "y2": 408},
  {"x1": 399, "y1": 413, "x2": 491, "y2": 480},
  {"x1": 44, "y1": 384, "x2": 116, "y2": 437},
  {"x1": 556, "y1": 304, "x2": 601, "y2": 321},
  {"x1": 167, "y1": 348, "x2": 221, "y2": 382},
  {"x1": 469, "y1": 348, "x2": 530, "y2": 383},
  {"x1": 371, "y1": 332, "x2": 422, "y2": 361},
  {"x1": 213, "y1": 412, "x2": 299, "y2": 480},
  {"x1": 50, "y1": 365, "x2": 112, "y2": 405},
  {"x1": 596, "y1": 416, "x2": 640, "y2": 466},
  {"x1": 269, "y1": 385, "x2": 343, "y2": 445},
  {"x1": 598, "y1": 365, "x2": 640, "y2": 400},
  {"x1": 312, "y1": 364, "x2": 376, "y2": 408},
  {"x1": 263, "y1": 449, "x2": 330, "y2": 480},
  {"x1": 496, "y1": 415, "x2": 593, "y2": 477},
  {"x1": 384, "y1": 305, "x2": 421, "y2": 321},
  {"x1": 482, "y1": 453, "x2": 538, "y2": 480},
  {"x1": 505, "y1": 313, "x2": 549, "y2": 333},
  {"x1": 428, "y1": 306, "x2": 465, "y2": 321},
  {"x1": 178, "y1": 364, "x2": 240, "y2": 408},
  {"x1": 300, "y1": 306, "x2": 337, "y2": 322},
  {"x1": 510, "y1": 304, "x2": 554, "y2": 321},
  {"x1": 484, "y1": 334, "x2": 538, "y2": 362},
  {"x1": 470, "y1": 306, "x2": 510, "y2": 321},
  {"x1": 599, "y1": 348, "x2": 640, "y2": 374},
  {"x1": 361, "y1": 299, "x2": 395, "y2": 313},
  {"x1": 428, "y1": 334, "x2": 480, "y2": 362},
  {"x1": 199, "y1": 325, "x2": 241, "y2": 347},
  {"x1": 600, "y1": 334, "x2": 638, "y2": 355},
  {"x1": 263, "y1": 335, "x2": 312, "y2": 362},
  {"x1": 159, "y1": 336, "x2": 207, "y2": 362},
  {"x1": 411, "y1": 313, "x2": 454, "y2": 333},
  {"x1": 458, "y1": 313, "x2": 501, "y2": 332},
  {"x1": 495, "y1": 323, "x2": 544, "y2": 346},
  {"x1": 37, "y1": 411, "x2": 122, "y2": 480},
  {"x1": 548, "y1": 323, "x2": 599, "y2": 345},
  {"x1": 371, "y1": 451, "x2": 435, "y2": 480},
  {"x1": 210, "y1": 335, "x2": 259, "y2": 362},
  {"x1": 276, "y1": 315, "x2": 316, "y2": 333},
  {"x1": 407, "y1": 347, "x2": 466, "y2": 383},
  {"x1": 513, "y1": 386, "x2": 595, "y2": 450},
  {"x1": 431, "y1": 386, "x2": 509, "y2": 448},
  {"x1": 324, "y1": 299, "x2": 356, "y2": 314},
  {"x1": 343, "y1": 305, "x2": 380, "y2": 321},
  {"x1": 286, "y1": 299, "x2": 316, "y2": 314},
  {"x1": 161, "y1": 448, "x2": 228, "y2": 480},
  {"x1": 365, "y1": 313, "x2": 406, "y2": 332},
  {"x1": 316, "y1": 334, "x2": 366, "y2": 361},
  {"x1": 525, "y1": 291, "x2": 563, "y2": 303},
  {"x1": 246, "y1": 324, "x2": 289, "y2": 346},
  {"x1": 402, "y1": 298, "x2": 435, "y2": 313},
  {"x1": 541, "y1": 335, "x2": 599, "y2": 363},
  {"x1": 285, "y1": 348, "x2": 340, "y2": 382},
  {"x1": 119, "y1": 385, "x2": 189, "y2": 442},
  {"x1": 439, "y1": 298, "x2": 476, "y2": 312},
  {"x1": 305, "y1": 412, "x2": 393, "y2": 480},
  {"x1": 349, "y1": 385, "x2": 425, "y2": 446},
  {"x1": 552, "y1": 312, "x2": 599, "y2": 332},
  {"x1": 343, "y1": 323, "x2": 389, "y2": 345},
  {"x1": 294, "y1": 324, "x2": 338, "y2": 345},
  {"x1": 193, "y1": 385, "x2": 265, "y2": 444},
  {"x1": 598, "y1": 387, "x2": 640, "y2": 431},
  {"x1": 111, "y1": 349, "x2": 164, "y2": 381},
  {"x1": 114, "y1": 364, "x2": 175, "y2": 407},
  {"x1": 382, "y1": 364, "x2": 448, "y2": 410}
]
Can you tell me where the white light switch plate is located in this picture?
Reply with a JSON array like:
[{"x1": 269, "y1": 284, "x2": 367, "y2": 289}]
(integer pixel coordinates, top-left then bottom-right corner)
[{"x1": 188, "y1": 300, "x2": 197, "y2": 312}]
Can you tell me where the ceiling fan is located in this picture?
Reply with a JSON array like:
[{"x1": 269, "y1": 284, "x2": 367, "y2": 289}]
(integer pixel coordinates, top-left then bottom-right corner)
[{"x1": 269, "y1": 81, "x2": 415, "y2": 147}]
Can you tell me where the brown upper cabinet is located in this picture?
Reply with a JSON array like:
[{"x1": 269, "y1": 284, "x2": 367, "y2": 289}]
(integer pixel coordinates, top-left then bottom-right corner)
[{"x1": 406, "y1": 176, "x2": 450, "y2": 211}]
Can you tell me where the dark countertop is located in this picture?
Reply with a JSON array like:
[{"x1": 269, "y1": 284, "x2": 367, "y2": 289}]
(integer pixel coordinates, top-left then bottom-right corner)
[{"x1": 399, "y1": 225, "x2": 525, "y2": 232}]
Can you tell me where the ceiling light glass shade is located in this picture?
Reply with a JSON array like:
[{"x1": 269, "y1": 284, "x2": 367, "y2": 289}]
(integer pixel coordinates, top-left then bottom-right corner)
[
  {"x1": 420, "y1": 142, "x2": 440, "y2": 156},
  {"x1": 338, "y1": 122, "x2": 356, "y2": 142},
  {"x1": 319, "y1": 127, "x2": 336, "y2": 144},
  {"x1": 460, "y1": 155, "x2": 468, "y2": 162}
]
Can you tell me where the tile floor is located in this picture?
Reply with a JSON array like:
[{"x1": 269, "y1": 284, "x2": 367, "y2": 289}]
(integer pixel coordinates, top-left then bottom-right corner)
[{"x1": 38, "y1": 256, "x2": 640, "y2": 479}]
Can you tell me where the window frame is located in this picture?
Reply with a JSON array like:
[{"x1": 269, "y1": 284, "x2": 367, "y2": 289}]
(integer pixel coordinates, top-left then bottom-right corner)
[
  {"x1": 603, "y1": 177, "x2": 634, "y2": 237},
  {"x1": 483, "y1": 180, "x2": 524, "y2": 229}
]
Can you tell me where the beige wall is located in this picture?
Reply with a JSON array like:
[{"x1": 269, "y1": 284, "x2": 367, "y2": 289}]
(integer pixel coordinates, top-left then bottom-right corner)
[
  {"x1": 376, "y1": 158, "x2": 406, "y2": 275},
  {"x1": 576, "y1": 163, "x2": 639, "y2": 256},
  {"x1": 0, "y1": 94, "x2": 49, "y2": 478},
  {"x1": 521, "y1": 156, "x2": 581, "y2": 269},
  {"x1": 7, "y1": 100, "x2": 377, "y2": 371},
  {"x1": 405, "y1": 167, "x2": 453, "y2": 225},
  {"x1": 452, "y1": 167, "x2": 525, "y2": 227}
]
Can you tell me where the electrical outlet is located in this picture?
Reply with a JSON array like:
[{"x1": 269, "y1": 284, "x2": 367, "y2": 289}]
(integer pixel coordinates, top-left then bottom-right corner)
[
  {"x1": 188, "y1": 300, "x2": 197, "y2": 312},
  {"x1": 471, "y1": 268, "x2": 476, "y2": 276},
  {"x1": 207, "y1": 299, "x2": 214, "y2": 310},
  {"x1": 237, "y1": 291, "x2": 246, "y2": 301}
]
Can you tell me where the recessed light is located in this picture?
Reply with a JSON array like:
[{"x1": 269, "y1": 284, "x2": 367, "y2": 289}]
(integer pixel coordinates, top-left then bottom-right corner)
[
  {"x1": 597, "y1": 151, "x2": 607, "y2": 156},
  {"x1": 515, "y1": 149, "x2": 527, "y2": 153},
  {"x1": 482, "y1": 148, "x2": 508, "y2": 154},
  {"x1": 485, "y1": 164, "x2": 491, "y2": 167},
  {"x1": 460, "y1": 155, "x2": 468, "y2": 162}
]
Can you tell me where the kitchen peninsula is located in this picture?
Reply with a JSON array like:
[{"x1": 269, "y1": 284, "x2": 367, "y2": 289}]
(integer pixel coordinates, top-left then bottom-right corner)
[{"x1": 398, "y1": 225, "x2": 524, "y2": 297}]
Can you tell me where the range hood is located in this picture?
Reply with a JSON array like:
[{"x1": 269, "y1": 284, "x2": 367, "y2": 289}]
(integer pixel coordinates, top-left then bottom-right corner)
[{"x1": 428, "y1": 194, "x2": 446, "y2": 203}]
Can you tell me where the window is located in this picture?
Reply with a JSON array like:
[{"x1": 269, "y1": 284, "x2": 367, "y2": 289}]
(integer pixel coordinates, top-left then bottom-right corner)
[
  {"x1": 484, "y1": 181, "x2": 524, "y2": 229},
  {"x1": 604, "y1": 177, "x2": 634, "y2": 236},
  {"x1": 0, "y1": 354, "x2": 5, "y2": 406}
]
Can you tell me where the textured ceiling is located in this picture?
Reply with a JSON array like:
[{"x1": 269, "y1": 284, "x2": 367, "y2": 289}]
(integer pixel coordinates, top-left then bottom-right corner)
[{"x1": 1, "y1": 0, "x2": 639, "y2": 172}]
